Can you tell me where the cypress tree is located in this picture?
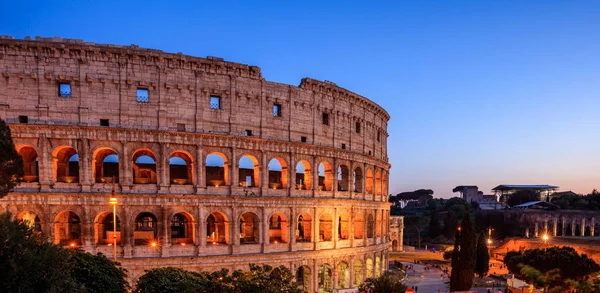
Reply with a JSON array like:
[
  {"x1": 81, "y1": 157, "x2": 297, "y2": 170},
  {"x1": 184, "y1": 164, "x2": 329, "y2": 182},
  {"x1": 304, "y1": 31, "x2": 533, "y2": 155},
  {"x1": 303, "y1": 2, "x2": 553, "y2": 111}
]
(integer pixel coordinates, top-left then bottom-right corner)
[
  {"x1": 0, "y1": 119, "x2": 23, "y2": 198},
  {"x1": 449, "y1": 227, "x2": 460, "y2": 290},
  {"x1": 456, "y1": 212, "x2": 476, "y2": 290},
  {"x1": 428, "y1": 210, "x2": 442, "y2": 238},
  {"x1": 475, "y1": 232, "x2": 490, "y2": 278}
]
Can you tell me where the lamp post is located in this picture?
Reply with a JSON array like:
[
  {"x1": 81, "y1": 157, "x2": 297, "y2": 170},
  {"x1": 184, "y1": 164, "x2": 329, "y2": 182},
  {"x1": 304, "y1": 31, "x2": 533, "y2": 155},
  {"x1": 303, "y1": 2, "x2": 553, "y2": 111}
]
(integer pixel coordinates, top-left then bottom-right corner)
[{"x1": 109, "y1": 178, "x2": 118, "y2": 262}]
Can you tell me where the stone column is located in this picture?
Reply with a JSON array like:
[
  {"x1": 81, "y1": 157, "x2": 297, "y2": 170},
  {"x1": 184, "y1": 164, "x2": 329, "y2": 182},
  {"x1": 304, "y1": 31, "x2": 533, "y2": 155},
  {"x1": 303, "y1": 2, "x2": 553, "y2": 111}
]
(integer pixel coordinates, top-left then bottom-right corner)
[
  {"x1": 544, "y1": 219, "x2": 548, "y2": 235},
  {"x1": 314, "y1": 207, "x2": 320, "y2": 250},
  {"x1": 591, "y1": 218, "x2": 596, "y2": 236},
  {"x1": 232, "y1": 205, "x2": 239, "y2": 246},
  {"x1": 79, "y1": 139, "x2": 92, "y2": 191},
  {"x1": 331, "y1": 159, "x2": 338, "y2": 198},
  {"x1": 263, "y1": 208, "x2": 269, "y2": 246},
  {"x1": 349, "y1": 257, "x2": 355, "y2": 289},
  {"x1": 525, "y1": 227, "x2": 529, "y2": 238},
  {"x1": 363, "y1": 210, "x2": 368, "y2": 243},
  {"x1": 39, "y1": 135, "x2": 52, "y2": 191},
  {"x1": 195, "y1": 145, "x2": 205, "y2": 191},
  {"x1": 333, "y1": 260, "x2": 338, "y2": 290},
  {"x1": 161, "y1": 207, "x2": 170, "y2": 256},
  {"x1": 333, "y1": 207, "x2": 338, "y2": 249},
  {"x1": 581, "y1": 218, "x2": 586, "y2": 236},
  {"x1": 534, "y1": 222, "x2": 538, "y2": 237},
  {"x1": 312, "y1": 156, "x2": 318, "y2": 197},
  {"x1": 350, "y1": 208, "x2": 355, "y2": 248},
  {"x1": 121, "y1": 141, "x2": 131, "y2": 186},
  {"x1": 122, "y1": 207, "x2": 133, "y2": 258},
  {"x1": 159, "y1": 143, "x2": 169, "y2": 191},
  {"x1": 561, "y1": 217, "x2": 566, "y2": 236},
  {"x1": 571, "y1": 219, "x2": 576, "y2": 236},
  {"x1": 553, "y1": 217, "x2": 558, "y2": 237},
  {"x1": 199, "y1": 207, "x2": 206, "y2": 249},
  {"x1": 289, "y1": 207, "x2": 296, "y2": 251}
]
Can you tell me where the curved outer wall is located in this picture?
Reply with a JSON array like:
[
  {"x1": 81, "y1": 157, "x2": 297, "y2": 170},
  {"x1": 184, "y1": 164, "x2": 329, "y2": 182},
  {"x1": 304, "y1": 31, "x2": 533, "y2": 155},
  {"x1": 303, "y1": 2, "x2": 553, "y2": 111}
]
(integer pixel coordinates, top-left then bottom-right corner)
[{"x1": 0, "y1": 37, "x2": 391, "y2": 291}]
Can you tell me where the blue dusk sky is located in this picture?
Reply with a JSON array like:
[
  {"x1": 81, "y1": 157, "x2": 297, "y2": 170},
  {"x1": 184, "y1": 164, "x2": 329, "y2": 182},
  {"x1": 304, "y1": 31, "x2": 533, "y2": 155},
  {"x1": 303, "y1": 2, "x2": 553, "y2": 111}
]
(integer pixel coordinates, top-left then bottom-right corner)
[{"x1": 2, "y1": 1, "x2": 600, "y2": 198}]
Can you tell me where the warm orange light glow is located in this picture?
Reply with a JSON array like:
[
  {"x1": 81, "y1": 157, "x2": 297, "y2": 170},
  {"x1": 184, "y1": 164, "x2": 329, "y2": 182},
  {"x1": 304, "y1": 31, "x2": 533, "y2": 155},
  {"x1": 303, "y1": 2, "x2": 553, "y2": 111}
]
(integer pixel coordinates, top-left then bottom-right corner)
[
  {"x1": 542, "y1": 234, "x2": 549, "y2": 241},
  {"x1": 70, "y1": 243, "x2": 76, "y2": 247},
  {"x1": 181, "y1": 243, "x2": 186, "y2": 246},
  {"x1": 487, "y1": 239, "x2": 492, "y2": 245},
  {"x1": 150, "y1": 241, "x2": 157, "y2": 247},
  {"x1": 108, "y1": 243, "x2": 112, "y2": 246},
  {"x1": 274, "y1": 240, "x2": 278, "y2": 244},
  {"x1": 109, "y1": 197, "x2": 117, "y2": 205},
  {"x1": 212, "y1": 241, "x2": 217, "y2": 245}
]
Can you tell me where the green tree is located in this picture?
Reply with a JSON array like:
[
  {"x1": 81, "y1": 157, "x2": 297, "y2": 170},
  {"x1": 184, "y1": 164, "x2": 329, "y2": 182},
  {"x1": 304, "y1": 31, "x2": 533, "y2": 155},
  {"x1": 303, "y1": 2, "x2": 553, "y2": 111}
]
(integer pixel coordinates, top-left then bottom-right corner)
[
  {"x1": 69, "y1": 250, "x2": 130, "y2": 293},
  {"x1": 449, "y1": 228, "x2": 460, "y2": 290},
  {"x1": 475, "y1": 232, "x2": 490, "y2": 278},
  {"x1": 0, "y1": 119, "x2": 24, "y2": 198},
  {"x1": 428, "y1": 210, "x2": 442, "y2": 238},
  {"x1": 506, "y1": 189, "x2": 540, "y2": 207},
  {"x1": 450, "y1": 212, "x2": 476, "y2": 291},
  {"x1": 134, "y1": 267, "x2": 207, "y2": 293},
  {"x1": 233, "y1": 264, "x2": 297, "y2": 293},
  {"x1": 518, "y1": 264, "x2": 560, "y2": 292},
  {"x1": 359, "y1": 272, "x2": 407, "y2": 293},
  {"x1": 443, "y1": 210, "x2": 458, "y2": 239}
]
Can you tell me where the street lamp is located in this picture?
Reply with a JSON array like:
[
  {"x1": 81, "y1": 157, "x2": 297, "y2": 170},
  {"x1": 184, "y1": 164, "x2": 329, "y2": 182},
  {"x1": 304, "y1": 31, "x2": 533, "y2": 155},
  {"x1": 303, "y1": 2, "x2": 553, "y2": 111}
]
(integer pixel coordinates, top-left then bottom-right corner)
[
  {"x1": 542, "y1": 233, "x2": 549, "y2": 247},
  {"x1": 109, "y1": 196, "x2": 118, "y2": 262}
]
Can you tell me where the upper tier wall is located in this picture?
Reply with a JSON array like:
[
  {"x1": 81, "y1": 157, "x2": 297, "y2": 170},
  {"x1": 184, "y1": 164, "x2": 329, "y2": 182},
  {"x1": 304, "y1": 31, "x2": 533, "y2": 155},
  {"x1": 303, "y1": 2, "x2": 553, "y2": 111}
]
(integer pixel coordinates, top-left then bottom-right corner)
[{"x1": 0, "y1": 37, "x2": 389, "y2": 162}]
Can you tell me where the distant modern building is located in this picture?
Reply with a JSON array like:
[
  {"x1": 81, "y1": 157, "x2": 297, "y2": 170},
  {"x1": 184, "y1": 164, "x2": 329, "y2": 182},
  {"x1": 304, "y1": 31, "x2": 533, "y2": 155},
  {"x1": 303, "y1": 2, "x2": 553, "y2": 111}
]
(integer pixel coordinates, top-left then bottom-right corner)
[
  {"x1": 452, "y1": 185, "x2": 498, "y2": 209},
  {"x1": 492, "y1": 184, "x2": 559, "y2": 203}
]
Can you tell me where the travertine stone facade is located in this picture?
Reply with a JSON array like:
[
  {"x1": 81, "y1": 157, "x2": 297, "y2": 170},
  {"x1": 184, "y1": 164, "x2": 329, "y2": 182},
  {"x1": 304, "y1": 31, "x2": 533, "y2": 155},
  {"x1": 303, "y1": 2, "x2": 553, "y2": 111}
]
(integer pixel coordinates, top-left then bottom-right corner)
[{"x1": 0, "y1": 36, "x2": 391, "y2": 292}]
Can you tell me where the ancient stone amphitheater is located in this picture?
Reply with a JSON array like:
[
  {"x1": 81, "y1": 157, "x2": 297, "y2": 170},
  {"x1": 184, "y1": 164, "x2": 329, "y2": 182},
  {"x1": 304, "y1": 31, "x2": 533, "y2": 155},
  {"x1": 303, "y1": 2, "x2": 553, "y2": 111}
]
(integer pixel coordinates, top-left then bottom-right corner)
[{"x1": 0, "y1": 36, "x2": 391, "y2": 292}]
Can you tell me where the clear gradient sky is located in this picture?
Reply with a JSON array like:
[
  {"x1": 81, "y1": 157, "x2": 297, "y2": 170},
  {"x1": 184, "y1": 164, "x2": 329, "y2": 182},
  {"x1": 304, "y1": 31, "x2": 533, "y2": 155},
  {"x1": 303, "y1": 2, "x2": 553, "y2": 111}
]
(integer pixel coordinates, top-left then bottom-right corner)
[{"x1": 2, "y1": 1, "x2": 600, "y2": 197}]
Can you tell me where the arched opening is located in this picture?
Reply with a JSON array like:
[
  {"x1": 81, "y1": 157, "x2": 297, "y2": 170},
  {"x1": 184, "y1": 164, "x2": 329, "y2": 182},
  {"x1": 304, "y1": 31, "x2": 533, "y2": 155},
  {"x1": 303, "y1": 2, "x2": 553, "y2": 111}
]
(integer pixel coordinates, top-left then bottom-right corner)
[
  {"x1": 295, "y1": 160, "x2": 312, "y2": 190},
  {"x1": 367, "y1": 214, "x2": 375, "y2": 238},
  {"x1": 132, "y1": 149, "x2": 157, "y2": 184},
  {"x1": 206, "y1": 153, "x2": 228, "y2": 187},
  {"x1": 54, "y1": 211, "x2": 81, "y2": 246},
  {"x1": 365, "y1": 169, "x2": 374, "y2": 193},
  {"x1": 269, "y1": 213, "x2": 288, "y2": 243},
  {"x1": 375, "y1": 171, "x2": 382, "y2": 195},
  {"x1": 207, "y1": 212, "x2": 228, "y2": 244},
  {"x1": 353, "y1": 167, "x2": 363, "y2": 192},
  {"x1": 238, "y1": 155, "x2": 260, "y2": 187},
  {"x1": 337, "y1": 165, "x2": 349, "y2": 191},
  {"x1": 375, "y1": 256, "x2": 381, "y2": 277},
  {"x1": 17, "y1": 146, "x2": 39, "y2": 182},
  {"x1": 353, "y1": 259, "x2": 363, "y2": 287},
  {"x1": 93, "y1": 148, "x2": 119, "y2": 183},
  {"x1": 54, "y1": 146, "x2": 79, "y2": 183},
  {"x1": 392, "y1": 239, "x2": 399, "y2": 251},
  {"x1": 18, "y1": 211, "x2": 41, "y2": 232},
  {"x1": 338, "y1": 213, "x2": 350, "y2": 240},
  {"x1": 366, "y1": 258, "x2": 373, "y2": 279},
  {"x1": 169, "y1": 151, "x2": 193, "y2": 185},
  {"x1": 318, "y1": 162, "x2": 333, "y2": 191},
  {"x1": 319, "y1": 213, "x2": 333, "y2": 241},
  {"x1": 134, "y1": 212, "x2": 158, "y2": 245},
  {"x1": 354, "y1": 213, "x2": 365, "y2": 239},
  {"x1": 171, "y1": 213, "x2": 194, "y2": 245},
  {"x1": 95, "y1": 212, "x2": 121, "y2": 245},
  {"x1": 318, "y1": 264, "x2": 333, "y2": 293},
  {"x1": 268, "y1": 158, "x2": 288, "y2": 189},
  {"x1": 296, "y1": 213, "x2": 312, "y2": 242},
  {"x1": 337, "y1": 261, "x2": 350, "y2": 289},
  {"x1": 296, "y1": 265, "x2": 312, "y2": 293},
  {"x1": 376, "y1": 213, "x2": 382, "y2": 237},
  {"x1": 239, "y1": 212, "x2": 259, "y2": 244}
]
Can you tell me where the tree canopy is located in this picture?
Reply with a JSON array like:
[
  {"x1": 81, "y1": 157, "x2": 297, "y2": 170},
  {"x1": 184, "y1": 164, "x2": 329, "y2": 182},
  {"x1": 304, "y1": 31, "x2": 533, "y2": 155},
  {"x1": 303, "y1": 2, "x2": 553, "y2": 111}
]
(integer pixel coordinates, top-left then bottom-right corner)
[
  {"x1": 358, "y1": 272, "x2": 407, "y2": 293},
  {"x1": 450, "y1": 212, "x2": 476, "y2": 291},
  {"x1": 475, "y1": 232, "x2": 490, "y2": 278},
  {"x1": 0, "y1": 119, "x2": 23, "y2": 198}
]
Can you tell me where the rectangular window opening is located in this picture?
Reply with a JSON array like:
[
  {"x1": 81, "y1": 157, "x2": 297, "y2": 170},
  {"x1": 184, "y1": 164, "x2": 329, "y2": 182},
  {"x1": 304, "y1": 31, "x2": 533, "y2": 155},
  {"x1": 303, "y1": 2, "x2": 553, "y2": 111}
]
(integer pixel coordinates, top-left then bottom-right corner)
[
  {"x1": 100, "y1": 119, "x2": 109, "y2": 127},
  {"x1": 356, "y1": 122, "x2": 361, "y2": 133},
  {"x1": 245, "y1": 129, "x2": 253, "y2": 136},
  {"x1": 377, "y1": 131, "x2": 381, "y2": 142},
  {"x1": 301, "y1": 136, "x2": 307, "y2": 143},
  {"x1": 341, "y1": 143, "x2": 346, "y2": 150},
  {"x1": 18, "y1": 116, "x2": 28, "y2": 124},
  {"x1": 58, "y1": 83, "x2": 71, "y2": 98},
  {"x1": 210, "y1": 96, "x2": 221, "y2": 109},
  {"x1": 177, "y1": 123, "x2": 186, "y2": 132},
  {"x1": 322, "y1": 112, "x2": 329, "y2": 126},
  {"x1": 137, "y1": 89, "x2": 149, "y2": 103},
  {"x1": 273, "y1": 104, "x2": 282, "y2": 117}
]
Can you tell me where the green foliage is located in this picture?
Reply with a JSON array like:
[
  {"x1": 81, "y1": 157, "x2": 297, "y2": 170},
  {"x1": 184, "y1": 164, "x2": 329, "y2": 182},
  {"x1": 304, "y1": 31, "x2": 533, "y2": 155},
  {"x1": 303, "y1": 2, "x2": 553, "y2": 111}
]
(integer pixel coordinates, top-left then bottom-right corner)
[
  {"x1": 428, "y1": 210, "x2": 442, "y2": 238},
  {"x1": 358, "y1": 272, "x2": 407, "y2": 293},
  {"x1": 506, "y1": 189, "x2": 540, "y2": 207},
  {"x1": 518, "y1": 264, "x2": 560, "y2": 291},
  {"x1": 450, "y1": 212, "x2": 476, "y2": 291},
  {"x1": 0, "y1": 119, "x2": 24, "y2": 198},
  {"x1": 551, "y1": 190, "x2": 600, "y2": 211},
  {"x1": 475, "y1": 232, "x2": 489, "y2": 278},
  {"x1": 0, "y1": 212, "x2": 129, "y2": 293},
  {"x1": 134, "y1": 264, "x2": 297, "y2": 293},
  {"x1": 443, "y1": 210, "x2": 458, "y2": 239},
  {"x1": 504, "y1": 246, "x2": 600, "y2": 282}
]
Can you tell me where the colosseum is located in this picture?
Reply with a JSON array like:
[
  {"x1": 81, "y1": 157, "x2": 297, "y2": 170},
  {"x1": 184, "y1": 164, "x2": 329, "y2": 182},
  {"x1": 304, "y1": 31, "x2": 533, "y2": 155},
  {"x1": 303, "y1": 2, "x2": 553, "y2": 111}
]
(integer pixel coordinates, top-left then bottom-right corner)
[{"x1": 0, "y1": 36, "x2": 392, "y2": 292}]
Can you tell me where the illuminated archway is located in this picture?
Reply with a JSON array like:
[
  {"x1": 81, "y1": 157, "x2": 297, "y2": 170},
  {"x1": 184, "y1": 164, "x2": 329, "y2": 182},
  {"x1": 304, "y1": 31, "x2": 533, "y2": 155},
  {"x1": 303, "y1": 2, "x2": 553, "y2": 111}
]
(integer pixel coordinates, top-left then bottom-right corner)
[
  {"x1": 238, "y1": 155, "x2": 259, "y2": 187},
  {"x1": 318, "y1": 162, "x2": 333, "y2": 191},
  {"x1": 132, "y1": 149, "x2": 157, "y2": 184},
  {"x1": 206, "y1": 152, "x2": 228, "y2": 187},
  {"x1": 134, "y1": 212, "x2": 158, "y2": 245},
  {"x1": 53, "y1": 146, "x2": 79, "y2": 183},
  {"x1": 240, "y1": 212, "x2": 260, "y2": 244},
  {"x1": 207, "y1": 212, "x2": 229, "y2": 244},
  {"x1": 295, "y1": 160, "x2": 312, "y2": 190},
  {"x1": 269, "y1": 213, "x2": 288, "y2": 243},
  {"x1": 93, "y1": 148, "x2": 119, "y2": 183},
  {"x1": 169, "y1": 151, "x2": 193, "y2": 185},
  {"x1": 171, "y1": 212, "x2": 194, "y2": 245},
  {"x1": 17, "y1": 146, "x2": 38, "y2": 182},
  {"x1": 296, "y1": 213, "x2": 312, "y2": 242},
  {"x1": 54, "y1": 211, "x2": 81, "y2": 246},
  {"x1": 268, "y1": 158, "x2": 288, "y2": 189},
  {"x1": 319, "y1": 213, "x2": 333, "y2": 241}
]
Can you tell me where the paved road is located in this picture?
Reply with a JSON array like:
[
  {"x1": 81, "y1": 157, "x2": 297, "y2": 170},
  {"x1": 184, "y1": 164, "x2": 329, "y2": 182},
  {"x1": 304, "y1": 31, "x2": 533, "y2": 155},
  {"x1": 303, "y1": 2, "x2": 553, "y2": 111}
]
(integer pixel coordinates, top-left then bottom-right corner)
[{"x1": 402, "y1": 262, "x2": 507, "y2": 293}]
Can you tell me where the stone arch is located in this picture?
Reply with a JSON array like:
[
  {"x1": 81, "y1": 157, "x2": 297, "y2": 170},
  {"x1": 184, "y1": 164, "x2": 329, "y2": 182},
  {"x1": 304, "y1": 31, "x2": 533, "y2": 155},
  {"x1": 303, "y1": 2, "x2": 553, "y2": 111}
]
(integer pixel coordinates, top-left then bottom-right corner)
[
  {"x1": 375, "y1": 170, "x2": 382, "y2": 195},
  {"x1": 318, "y1": 263, "x2": 333, "y2": 292},
  {"x1": 319, "y1": 212, "x2": 333, "y2": 241},
  {"x1": 17, "y1": 210, "x2": 41, "y2": 232},
  {"x1": 318, "y1": 161, "x2": 333, "y2": 191},
  {"x1": 365, "y1": 169, "x2": 374, "y2": 193},
  {"x1": 133, "y1": 212, "x2": 158, "y2": 245},
  {"x1": 296, "y1": 265, "x2": 312, "y2": 293},
  {"x1": 207, "y1": 211, "x2": 229, "y2": 244},
  {"x1": 238, "y1": 154, "x2": 260, "y2": 187},
  {"x1": 269, "y1": 212, "x2": 288, "y2": 243},
  {"x1": 206, "y1": 152, "x2": 229, "y2": 186},
  {"x1": 16, "y1": 145, "x2": 39, "y2": 182},
  {"x1": 366, "y1": 258, "x2": 374, "y2": 279},
  {"x1": 267, "y1": 157, "x2": 288, "y2": 189},
  {"x1": 132, "y1": 149, "x2": 158, "y2": 184},
  {"x1": 295, "y1": 159, "x2": 312, "y2": 190},
  {"x1": 338, "y1": 212, "x2": 350, "y2": 240},
  {"x1": 296, "y1": 212, "x2": 312, "y2": 242},
  {"x1": 337, "y1": 261, "x2": 350, "y2": 289},
  {"x1": 354, "y1": 213, "x2": 365, "y2": 239},
  {"x1": 54, "y1": 210, "x2": 81, "y2": 246},
  {"x1": 53, "y1": 146, "x2": 79, "y2": 183},
  {"x1": 367, "y1": 213, "x2": 375, "y2": 238},
  {"x1": 353, "y1": 166, "x2": 363, "y2": 193},
  {"x1": 337, "y1": 164, "x2": 350, "y2": 191},
  {"x1": 94, "y1": 211, "x2": 121, "y2": 245},
  {"x1": 353, "y1": 259, "x2": 363, "y2": 287},
  {"x1": 169, "y1": 150, "x2": 194, "y2": 185},
  {"x1": 92, "y1": 147, "x2": 119, "y2": 183},
  {"x1": 239, "y1": 212, "x2": 260, "y2": 244},
  {"x1": 170, "y1": 212, "x2": 195, "y2": 245}
]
